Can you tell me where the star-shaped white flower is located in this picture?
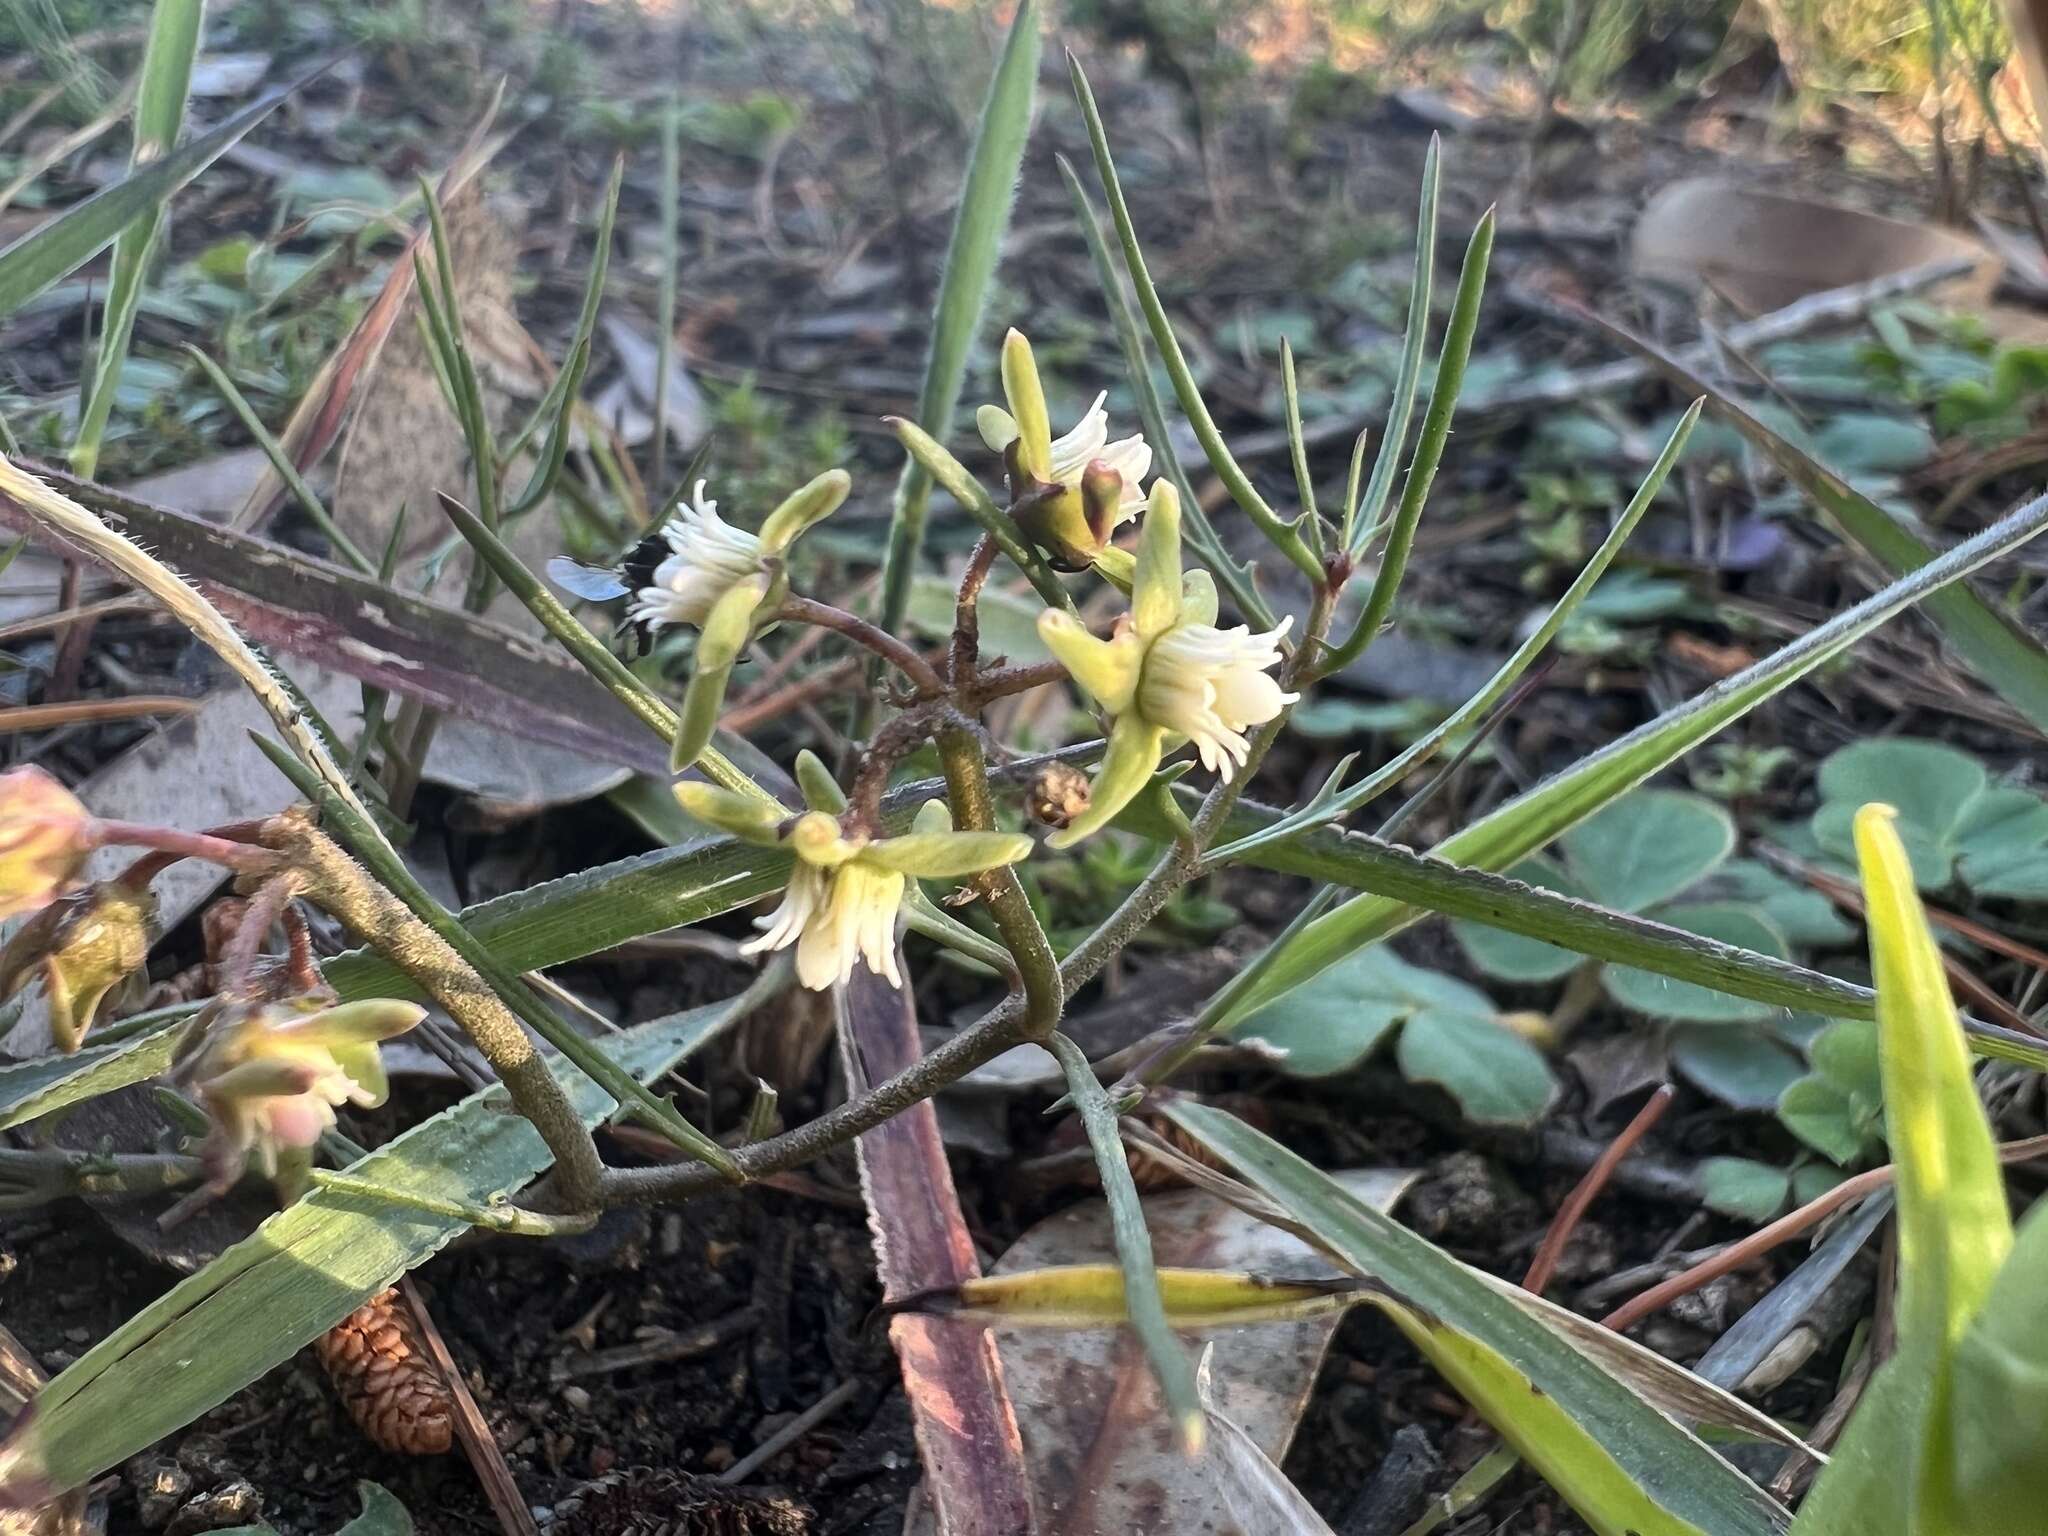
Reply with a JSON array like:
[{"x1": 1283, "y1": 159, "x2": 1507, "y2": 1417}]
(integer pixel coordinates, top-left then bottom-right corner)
[{"x1": 1036, "y1": 481, "x2": 1297, "y2": 846}]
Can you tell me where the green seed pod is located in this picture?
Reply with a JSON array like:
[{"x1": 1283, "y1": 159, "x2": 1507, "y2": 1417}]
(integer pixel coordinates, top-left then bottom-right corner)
[{"x1": 0, "y1": 881, "x2": 157, "y2": 1052}]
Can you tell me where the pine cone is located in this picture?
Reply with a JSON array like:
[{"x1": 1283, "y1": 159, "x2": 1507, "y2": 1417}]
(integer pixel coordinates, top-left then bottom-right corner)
[{"x1": 314, "y1": 1288, "x2": 454, "y2": 1455}]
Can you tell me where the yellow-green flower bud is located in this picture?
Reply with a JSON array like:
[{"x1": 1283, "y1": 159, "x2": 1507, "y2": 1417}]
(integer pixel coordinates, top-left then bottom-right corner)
[
  {"x1": 979, "y1": 329, "x2": 1152, "y2": 567},
  {"x1": 0, "y1": 881, "x2": 155, "y2": 1052}
]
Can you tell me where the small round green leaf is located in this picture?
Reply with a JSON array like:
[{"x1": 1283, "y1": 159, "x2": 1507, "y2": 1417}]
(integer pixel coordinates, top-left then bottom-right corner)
[
  {"x1": 1560, "y1": 789, "x2": 1735, "y2": 914},
  {"x1": 1395, "y1": 1008, "x2": 1558, "y2": 1127},
  {"x1": 1671, "y1": 1025, "x2": 1807, "y2": 1110},
  {"x1": 1698, "y1": 1157, "x2": 1792, "y2": 1222}
]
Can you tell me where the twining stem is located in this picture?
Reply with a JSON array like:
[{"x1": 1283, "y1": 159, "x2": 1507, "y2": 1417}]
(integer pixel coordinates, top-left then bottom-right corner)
[
  {"x1": 950, "y1": 533, "x2": 1000, "y2": 684},
  {"x1": 779, "y1": 596, "x2": 946, "y2": 697},
  {"x1": 217, "y1": 870, "x2": 307, "y2": 995},
  {"x1": 269, "y1": 810, "x2": 609, "y2": 1212}
]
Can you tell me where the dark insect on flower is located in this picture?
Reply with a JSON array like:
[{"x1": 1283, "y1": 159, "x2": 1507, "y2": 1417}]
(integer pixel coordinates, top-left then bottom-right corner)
[{"x1": 546, "y1": 530, "x2": 673, "y2": 658}]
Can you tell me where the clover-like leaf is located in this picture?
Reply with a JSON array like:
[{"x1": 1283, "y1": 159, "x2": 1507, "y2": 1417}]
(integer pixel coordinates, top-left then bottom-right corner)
[
  {"x1": 1233, "y1": 948, "x2": 1555, "y2": 1126},
  {"x1": 1670, "y1": 1025, "x2": 1807, "y2": 1111},
  {"x1": 1561, "y1": 789, "x2": 1734, "y2": 914},
  {"x1": 1811, "y1": 739, "x2": 1987, "y2": 890}
]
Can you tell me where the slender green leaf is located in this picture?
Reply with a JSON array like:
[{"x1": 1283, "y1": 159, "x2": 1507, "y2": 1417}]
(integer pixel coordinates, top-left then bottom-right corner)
[
  {"x1": 0, "y1": 994, "x2": 755, "y2": 1501},
  {"x1": 877, "y1": 0, "x2": 1040, "y2": 638},
  {"x1": 1162, "y1": 1101, "x2": 1788, "y2": 1536},
  {"x1": 1348, "y1": 137, "x2": 1440, "y2": 551},
  {"x1": 1214, "y1": 403, "x2": 1699, "y2": 861},
  {"x1": 1220, "y1": 488, "x2": 2048, "y2": 1024},
  {"x1": 70, "y1": 0, "x2": 204, "y2": 477},
  {"x1": 1858, "y1": 804, "x2": 2011, "y2": 1532},
  {"x1": 1614, "y1": 320, "x2": 2048, "y2": 738},
  {"x1": 1335, "y1": 207, "x2": 1494, "y2": 667},
  {"x1": 1046, "y1": 1033, "x2": 1203, "y2": 1451},
  {"x1": 1057, "y1": 154, "x2": 1270, "y2": 627},
  {"x1": 0, "y1": 74, "x2": 300, "y2": 319},
  {"x1": 1068, "y1": 52, "x2": 1322, "y2": 584},
  {"x1": 1121, "y1": 788, "x2": 2048, "y2": 1070}
]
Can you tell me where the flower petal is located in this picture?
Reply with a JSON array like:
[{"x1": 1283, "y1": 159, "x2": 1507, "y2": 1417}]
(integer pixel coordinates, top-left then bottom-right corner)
[
  {"x1": 757, "y1": 468, "x2": 852, "y2": 555},
  {"x1": 1132, "y1": 481, "x2": 1184, "y2": 641},
  {"x1": 1001, "y1": 330, "x2": 1053, "y2": 479},
  {"x1": 1037, "y1": 612, "x2": 1142, "y2": 716}
]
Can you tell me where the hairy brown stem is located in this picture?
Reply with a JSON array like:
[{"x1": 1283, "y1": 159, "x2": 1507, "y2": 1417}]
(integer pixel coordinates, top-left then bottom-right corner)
[
  {"x1": 267, "y1": 812, "x2": 607, "y2": 1211},
  {"x1": 950, "y1": 534, "x2": 1000, "y2": 686},
  {"x1": 780, "y1": 596, "x2": 946, "y2": 697}
]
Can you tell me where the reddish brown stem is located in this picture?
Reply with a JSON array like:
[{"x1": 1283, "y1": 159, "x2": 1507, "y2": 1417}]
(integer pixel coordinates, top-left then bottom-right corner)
[
  {"x1": 1601, "y1": 1132, "x2": 2048, "y2": 1334},
  {"x1": 93, "y1": 820, "x2": 281, "y2": 874},
  {"x1": 778, "y1": 596, "x2": 945, "y2": 696},
  {"x1": 1523, "y1": 1085, "x2": 1673, "y2": 1297}
]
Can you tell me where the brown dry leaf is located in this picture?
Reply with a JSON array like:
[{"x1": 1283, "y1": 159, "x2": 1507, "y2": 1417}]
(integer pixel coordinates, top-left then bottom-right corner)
[
  {"x1": 1630, "y1": 180, "x2": 1999, "y2": 314},
  {"x1": 837, "y1": 962, "x2": 1035, "y2": 1536},
  {"x1": 332, "y1": 188, "x2": 549, "y2": 624},
  {"x1": 988, "y1": 1174, "x2": 1415, "y2": 1536}
]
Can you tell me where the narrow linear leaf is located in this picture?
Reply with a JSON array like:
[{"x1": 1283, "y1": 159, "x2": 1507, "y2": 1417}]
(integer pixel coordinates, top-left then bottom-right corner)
[
  {"x1": 0, "y1": 71, "x2": 304, "y2": 319},
  {"x1": 1220, "y1": 402, "x2": 1700, "y2": 859},
  {"x1": 70, "y1": 0, "x2": 205, "y2": 477},
  {"x1": 1161, "y1": 1101, "x2": 1788, "y2": 1536},
  {"x1": 1609, "y1": 318, "x2": 2048, "y2": 738},
  {"x1": 877, "y1": 0, "x2": 1040, "y2": 638},
  {"x1": 1221, "y1": 489, "x2": 2048, "y2": 1024},
  {"x1": 1121, "y1": 789, "x2": 2048, "y2": 1070}
]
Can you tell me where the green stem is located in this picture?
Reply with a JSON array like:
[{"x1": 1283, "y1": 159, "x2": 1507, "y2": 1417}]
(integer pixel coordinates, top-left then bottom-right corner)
[
  {"x1": 310, "y1": 1169, "x2": 599, "y2": 1236},
  {"x1": 935, "y1": 727, "x2": 1062, "y2": 1039}
]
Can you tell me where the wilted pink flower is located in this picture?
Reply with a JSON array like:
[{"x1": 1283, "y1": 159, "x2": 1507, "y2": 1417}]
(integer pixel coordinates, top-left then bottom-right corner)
[
  {"x1": 0, "y1": 767, "x2": 94, "y2": 920},
  {"x1": 174, "y1": 993, "x2": 424, "y2": 1186}
]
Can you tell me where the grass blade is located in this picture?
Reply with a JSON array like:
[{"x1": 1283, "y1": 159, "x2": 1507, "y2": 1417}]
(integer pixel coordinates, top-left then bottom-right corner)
[
  {"x1": 0, "y1": 70, "x2": 300, "y2": 320},
  {"x1": 1162, "y1": 1101, "x2": 1788, "y2": 1536},
  {"x1": 876, "y1": 0, "x2": 1040, "y2": 639},
  {"x1": 1222, "y1": 488, "x2": 2048, "y2": 1022},
  {"x1": 1117, "y1": 787, "x2": 2048, "y2": 1071},
  {"x1": 0, "y1": 994, "x2": 758, "y2": 1503},
  {"x1": 1327, "y1": 207, "x2": 1494, "y2": 670},
  {"x1": 1605, "y1": 315, "x2": 2048, "y2": 739},
  {"x1": 69, "y1": 0, "x2": 203, "y2": 478},
  {"x1": 1046, "y1": 1033, "x2": 1204, "y2": 1452},
  {"x1": 1056, "y1": 154, "x2": 1271, "y2": 627}
]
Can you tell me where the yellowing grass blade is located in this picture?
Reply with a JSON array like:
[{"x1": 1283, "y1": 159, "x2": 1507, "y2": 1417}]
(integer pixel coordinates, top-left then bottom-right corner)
[
  {"x1": 1856, "y1": 803, "x2": 2013, "y2": 1346},
  {"x1": 923, "y1": 1264, "x2": 1367, "y2": 1329}
]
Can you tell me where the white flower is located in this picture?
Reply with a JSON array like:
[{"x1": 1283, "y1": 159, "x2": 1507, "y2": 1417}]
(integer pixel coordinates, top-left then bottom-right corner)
[
  {"x1": 1137, "y1": 617, "x2": 1298, "y2": 776},
  {"x1": 629, "y1": 481, "x2": 765, "y2": 630},
  {"x1": 1035, "y1": 481, "x2": 1298, "y2": 847},
  {"x1": 979, "y1": 389, "x2": 1152, "y2": 524},
  {"x1": 681, "y1": 789, "x2": 1032, "y2": 993}
]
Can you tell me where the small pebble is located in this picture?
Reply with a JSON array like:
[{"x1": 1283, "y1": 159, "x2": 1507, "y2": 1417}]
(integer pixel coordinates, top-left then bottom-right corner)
[{"x1": 562, "y1": 1385, "x2": 592, "y2": 1413}]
